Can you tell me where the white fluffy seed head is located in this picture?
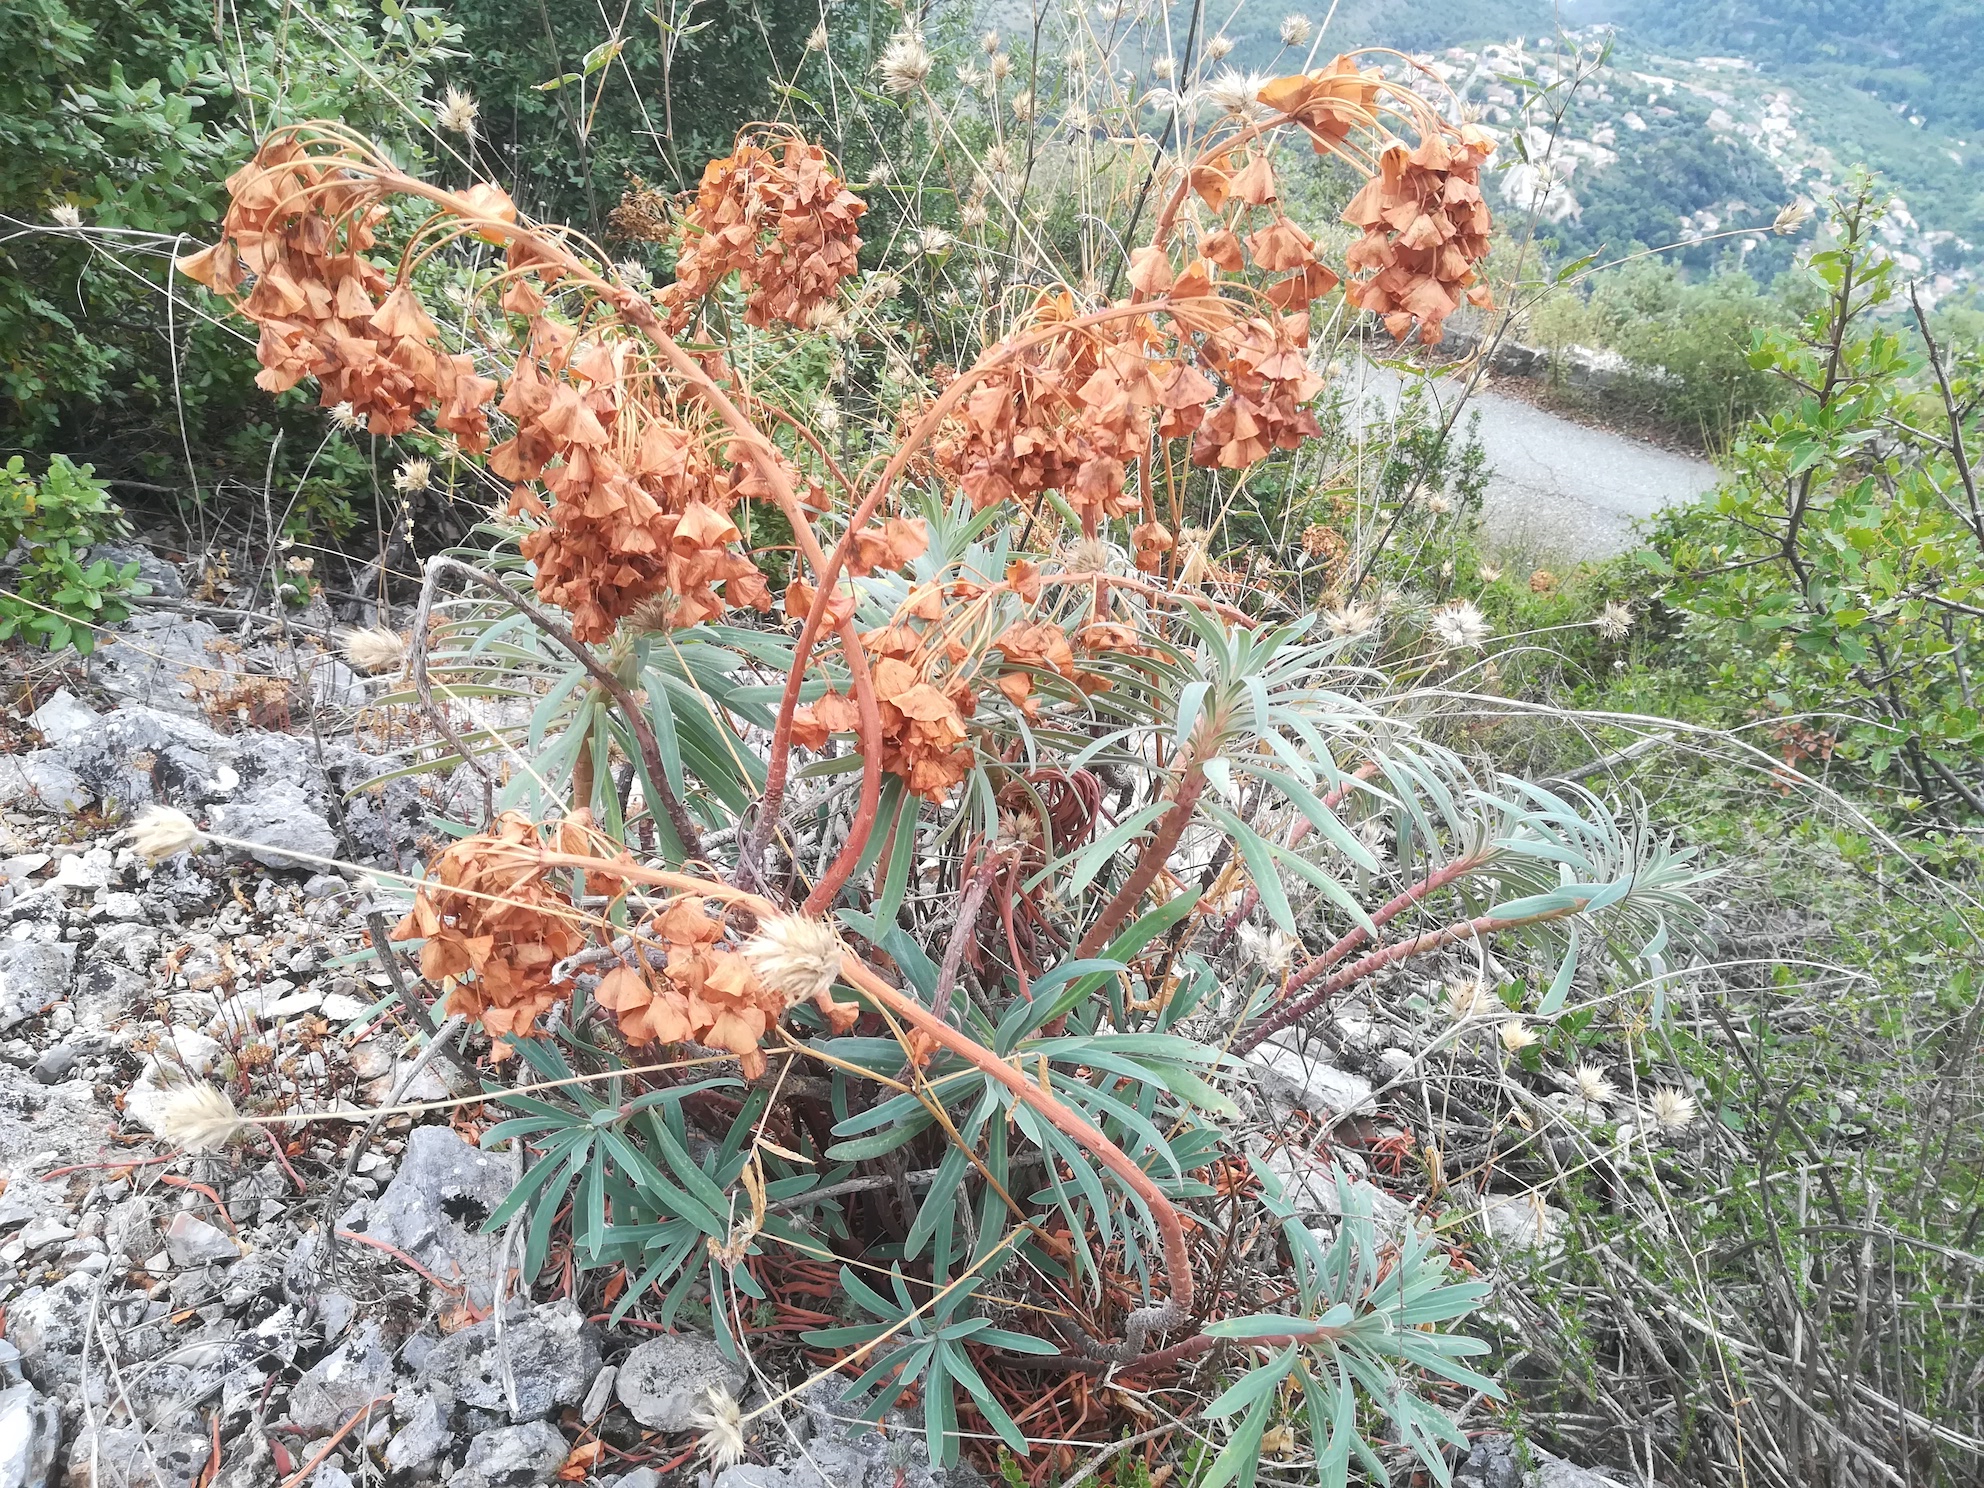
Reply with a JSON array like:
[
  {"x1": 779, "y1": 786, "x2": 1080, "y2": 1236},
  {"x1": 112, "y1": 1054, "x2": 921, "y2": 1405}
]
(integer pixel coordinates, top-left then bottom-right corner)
[
  {"x1": 1773, "y1": 199, "x2": 1812, "y2": 235},
  {"x1": 157, "y1": 1084, "x2": 248, "y2": 1153},
  {"x1": 1237, "y1": 925, "x2": 1298, "y2": 975},
  {"x1": 693, "y1": 1384, "x2": 746, "y2": 1469},
  {"x1": 1202, "y1": 68, "x2": 1273, "y2": 119},
  {"x1": 1573, "y1": 1063, "x2": 1617, "y2": 1107},
  {"x1": 393, "y1": 457, "x2": 432, "y2": 494},
  {"x1": 1595, "y1": 601, "x2": 1634, "y2": 640},
  {"x1": 129, "y1": 805, "x2": 204, "y2": 864},
  {"x1": 878, "y1": 31, "x2": 933, "y2": 94},
  {"x1": 339, "y1": 627, "x2": 409, "y2": 675},
  {"x1": 1499, "y1": 1020, "x2": 1539, "y2": 1052},
  {"x1": 51, "y1": 203, "x2": 83, "y2": 228},
  {"x1": 1066, "y1": 536, "x2": 1112, "y2": 574},
  {"x1": 1649, "y1": 1086, "x2": 1698, "y2": 1131},
  {"x1": 1324, "y1": 600, "x2": 1379, "y2": 639},
  {"x1": 1280, "y1": 14, "x2": 1314, "y2": 46},
  {"x1": 1445, "y1": 976, "x2": 1494, "y2": 1021},
  {"x1": 1429, "y1": 600, "x2": 1492, "y2": 652},
  {"x1": 1204, "y1": 34, "x2": 1235, "y2": 60},
  {"x1": 742, "y1": 915, "x2": 842, "y2": 1008},
  {"x1": 437, "y1": 85, "x2": 479, "y2": 139}
]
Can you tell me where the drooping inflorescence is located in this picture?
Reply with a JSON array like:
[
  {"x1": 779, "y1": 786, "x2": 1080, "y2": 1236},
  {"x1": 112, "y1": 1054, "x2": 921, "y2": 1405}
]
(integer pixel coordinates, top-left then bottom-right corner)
[{"x1": 185, "y1": 56, "x2": 1496, "y2": 1059}]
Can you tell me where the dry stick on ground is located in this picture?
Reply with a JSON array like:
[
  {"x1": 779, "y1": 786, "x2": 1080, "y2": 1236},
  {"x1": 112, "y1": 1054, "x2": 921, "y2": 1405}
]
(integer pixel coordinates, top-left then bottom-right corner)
[{"x1": 315, "y1": 1012, "x2": 470, "y2": 1301}]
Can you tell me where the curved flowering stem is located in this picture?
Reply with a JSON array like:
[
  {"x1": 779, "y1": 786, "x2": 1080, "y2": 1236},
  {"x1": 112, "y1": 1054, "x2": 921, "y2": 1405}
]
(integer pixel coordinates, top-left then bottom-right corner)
[
  {"x1": 1234, "y1": 899, "x2": 1587, "y2": 1057},
  {"x1": 517, "y1": 851, "x2": 1196, "y2": 1351},
  {"x1": 745, "y1": 295, "x2": 1200, "y2": 881},
  {"x1": 271, "y1": 145, "x2": 886, "y2": 904}
]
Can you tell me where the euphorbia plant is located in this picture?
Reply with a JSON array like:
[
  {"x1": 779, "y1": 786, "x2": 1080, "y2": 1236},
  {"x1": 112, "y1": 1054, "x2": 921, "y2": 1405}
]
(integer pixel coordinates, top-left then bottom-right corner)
[{"x1": 182, "y1": 61, "x2": 1705, "y2": 1481}]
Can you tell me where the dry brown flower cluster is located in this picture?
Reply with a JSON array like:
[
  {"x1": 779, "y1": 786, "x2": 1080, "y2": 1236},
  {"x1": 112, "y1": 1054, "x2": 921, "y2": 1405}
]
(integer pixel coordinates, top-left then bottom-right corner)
[
  {"x1": 394, "y1": 813, "x2": 856, "y2": 1068},
  {"x1": 488, "y1": 310, "x2": 773, "y2": 641},
  {"x1": 790, "y1": 562, "x2": 1133, "y2": 798},
  {"x1": 1342, "y1": 127, "x2": 1497, "y2": 344},
  {"x1": 929, "y1": 293, "x2": 1196, "y2": 526},
  {"x1": 658, "y1": 132, "x2": 866, "y2": 332},
  {"x1": 1259, "y1": 56, "x2": 1385, "y2": 153},
  {"x1": 593, "y1": 898, "x2": 854, "y2": 1078},
  {"x1": 1300, "y1": 521, "x2": 1349, "y2": 575},
  {"x1": 177, "y1": 135, "x2": 505, "y2": 443},
  {"x1": 391, "y1": 812, "x2": 590, "y2": 1041}
]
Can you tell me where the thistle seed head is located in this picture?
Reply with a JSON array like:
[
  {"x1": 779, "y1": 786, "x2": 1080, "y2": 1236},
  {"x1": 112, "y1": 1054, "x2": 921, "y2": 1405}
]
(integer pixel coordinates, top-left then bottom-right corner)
[
  {"x1": 742, "y1": 915, "x2": 842, "y2": 1008},
  {"x1": 129, "y1": 805, "x2": 204, "y2": 864}
]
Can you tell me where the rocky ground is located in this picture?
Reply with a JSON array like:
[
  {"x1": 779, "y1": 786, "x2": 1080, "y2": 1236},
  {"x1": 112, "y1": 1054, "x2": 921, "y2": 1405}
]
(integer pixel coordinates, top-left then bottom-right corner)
[{"x1": 0, "y1": 559, "x2": 1628, "y2": 1488}]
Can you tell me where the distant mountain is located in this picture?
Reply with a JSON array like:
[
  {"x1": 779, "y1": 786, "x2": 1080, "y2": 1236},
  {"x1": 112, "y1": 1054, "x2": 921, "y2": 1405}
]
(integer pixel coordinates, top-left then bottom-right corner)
[
  {"x1": 1218, "y1": 0, "x2": 1981, "y2": 279},
  {"x1": 1565, "y1": 0, "x2": 1984, "y2": 134}
]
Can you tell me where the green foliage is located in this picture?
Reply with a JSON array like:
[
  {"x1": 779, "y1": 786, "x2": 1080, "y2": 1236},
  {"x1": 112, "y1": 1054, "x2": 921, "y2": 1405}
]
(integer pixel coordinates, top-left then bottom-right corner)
[
  {"x1": 1197, "y1": 1175, "x2": 1500, "y2": 1488},
  {"x1": 1649, "y1": 175, "x2": 1984, "y2": 815},
  {"x1": 1529, "y1": 258, "x2": 1792, "y2": 443},
  {"x1": 445, "y1": 0, "x2": 822, "y2": 236},
  {"x1": 1597, "y1": 0, "x2": 1984, "y2": 135},
  {"x1": 1547, "y1": 93, "x2": 1792, "y2": 278},
  {"x1": 0, "y1": 0, "x2": 457, "y2": 497},
  {"x1": 1466, "y1": 743, "x2": 1984, "y2": 1484},
  {"x1": 0, "y1": 454, "x2": 147, "y2": 654},
  {"x1": 414, "y1": 500, "x2": 1710, "y2": 1475}
]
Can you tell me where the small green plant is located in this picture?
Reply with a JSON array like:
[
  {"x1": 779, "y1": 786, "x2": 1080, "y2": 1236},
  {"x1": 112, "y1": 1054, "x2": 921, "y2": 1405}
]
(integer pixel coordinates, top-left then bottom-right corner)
[{"x1": 0, "y1": 453, "x2": 148, "y2": 654}]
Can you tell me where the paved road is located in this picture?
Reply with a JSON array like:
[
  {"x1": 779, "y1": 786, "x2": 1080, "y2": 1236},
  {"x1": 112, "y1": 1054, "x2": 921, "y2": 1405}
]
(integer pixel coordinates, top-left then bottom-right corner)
[{"x1": 1349, "y1": 363, "x2": 1720, "y2": 560}]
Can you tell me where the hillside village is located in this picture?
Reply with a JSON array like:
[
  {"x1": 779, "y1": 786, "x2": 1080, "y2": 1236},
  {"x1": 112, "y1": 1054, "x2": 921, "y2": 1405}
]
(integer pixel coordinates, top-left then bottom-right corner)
[{"x1": 1408, "y1": 31, "x2": 1976, "y2": 297}]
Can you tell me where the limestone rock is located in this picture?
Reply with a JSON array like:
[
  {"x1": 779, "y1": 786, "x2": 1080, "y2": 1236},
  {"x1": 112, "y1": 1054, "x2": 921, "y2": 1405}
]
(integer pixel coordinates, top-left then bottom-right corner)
[{"x1": 615, "y1": 1334, "x2": 745, "y2": 1432}]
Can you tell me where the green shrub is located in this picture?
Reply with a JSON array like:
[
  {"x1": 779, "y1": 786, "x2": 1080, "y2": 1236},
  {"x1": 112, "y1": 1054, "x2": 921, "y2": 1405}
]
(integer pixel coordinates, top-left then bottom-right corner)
[
  {"x1": 1529, "y1": 258, "x2": 1792, "y2": 444},
  {"x1": 1647, "y1": 175, "x2": 1984, "y2": 818},
  {"x1": 0, "y1": 454, "x2": 147, "y2": 654}
]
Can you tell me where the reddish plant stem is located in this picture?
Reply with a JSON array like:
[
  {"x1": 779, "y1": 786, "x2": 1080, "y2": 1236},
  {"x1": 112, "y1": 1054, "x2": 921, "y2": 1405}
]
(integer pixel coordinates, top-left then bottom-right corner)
[
  {"x1": 336, "y1": 1227, "x2": 481, "y2": 1309},
  {"x1": 837, "y1": 951, "x2": 1195, "y2": 1347},
  {"x1": 278, "y1": 1396, "x2": 394, "y2": 1488},
  {"x1": 1041, "y1": 1322, "x2": 1349, "y2": 1378},
  {"x1": 997, "y1": 873, "x2": 1033, "y2": 1003},
  {"x1": 1075, "y1": 753, "x2": 1209, "y2": 962},
  {"x1": 420, "y1": 557, "x2": 706, "y2": 861},
  {"x1": 1234, "y1": 902, "x2": 1583, "y2": 1056},
  {"x1": 1272, "y1": 851, "x2": 1491, "y2": 1005},
  {"x1": 522, "y1": 855, "x2": 1196, "y2": 1345},
  {"x1": 752, "y1": 298, "x2": 1193, "y2": 872}
]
